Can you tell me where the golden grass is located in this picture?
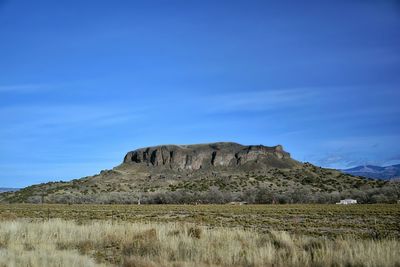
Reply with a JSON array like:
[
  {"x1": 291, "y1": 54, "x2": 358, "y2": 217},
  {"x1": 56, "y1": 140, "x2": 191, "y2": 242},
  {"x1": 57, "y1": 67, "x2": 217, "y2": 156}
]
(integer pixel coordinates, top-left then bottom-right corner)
[
  {"x1": 1, "y1": 204, "x2": 399, "y2": 238},
  {"x1": 0, "y1": 219, "x2": 399, "y2": 267}
]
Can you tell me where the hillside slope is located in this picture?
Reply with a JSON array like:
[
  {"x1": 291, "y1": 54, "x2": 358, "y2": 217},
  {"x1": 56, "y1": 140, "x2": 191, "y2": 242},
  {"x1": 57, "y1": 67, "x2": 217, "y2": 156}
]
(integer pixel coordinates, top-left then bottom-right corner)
[{"x1": 1, "y1": 142, "x2": 394, "y2": 204}]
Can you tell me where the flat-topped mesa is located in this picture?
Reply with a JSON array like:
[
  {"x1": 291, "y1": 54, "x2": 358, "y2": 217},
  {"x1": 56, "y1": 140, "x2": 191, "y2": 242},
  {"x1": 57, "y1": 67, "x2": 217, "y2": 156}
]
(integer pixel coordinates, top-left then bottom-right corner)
[{"x1": 123, "y1": 142, "x2": 294, "y2": 170}]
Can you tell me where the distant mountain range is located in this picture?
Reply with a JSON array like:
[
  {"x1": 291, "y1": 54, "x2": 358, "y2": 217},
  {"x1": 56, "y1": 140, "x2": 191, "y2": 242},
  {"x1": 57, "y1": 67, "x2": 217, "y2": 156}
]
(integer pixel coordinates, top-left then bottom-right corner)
[
  {"x1": 0, "y1": 188, "x2": 19, "y2": 193},
  {"x1": 341, "y1": 164, "x2": 400, "y2": 180}
]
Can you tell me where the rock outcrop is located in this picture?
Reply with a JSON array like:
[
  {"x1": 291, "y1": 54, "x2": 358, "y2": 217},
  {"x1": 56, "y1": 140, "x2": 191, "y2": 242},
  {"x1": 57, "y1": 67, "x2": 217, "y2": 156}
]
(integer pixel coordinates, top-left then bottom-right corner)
[{"x1": 123, "y1": 142, "x2": 297, "y2": 170}]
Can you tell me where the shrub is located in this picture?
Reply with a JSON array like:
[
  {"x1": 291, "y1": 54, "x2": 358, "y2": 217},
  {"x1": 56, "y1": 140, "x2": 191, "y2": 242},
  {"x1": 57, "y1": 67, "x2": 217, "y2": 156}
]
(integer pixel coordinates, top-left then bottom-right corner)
[{"x1": 187, "y1": 227, "x2": 202, "y2": 239}]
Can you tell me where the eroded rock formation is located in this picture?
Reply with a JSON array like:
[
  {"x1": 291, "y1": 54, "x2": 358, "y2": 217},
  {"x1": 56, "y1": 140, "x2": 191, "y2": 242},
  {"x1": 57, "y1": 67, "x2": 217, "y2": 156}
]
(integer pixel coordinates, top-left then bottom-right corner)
[{"x1": 123, "y1": 142, "x2": 295, "y2": 170}]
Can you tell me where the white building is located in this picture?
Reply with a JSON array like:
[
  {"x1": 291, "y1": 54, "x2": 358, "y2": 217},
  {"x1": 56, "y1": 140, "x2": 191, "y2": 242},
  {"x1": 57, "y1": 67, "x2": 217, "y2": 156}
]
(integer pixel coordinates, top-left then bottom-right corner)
[{"x1": 336, "y1": 199, "x2": 357, "y2": 205}]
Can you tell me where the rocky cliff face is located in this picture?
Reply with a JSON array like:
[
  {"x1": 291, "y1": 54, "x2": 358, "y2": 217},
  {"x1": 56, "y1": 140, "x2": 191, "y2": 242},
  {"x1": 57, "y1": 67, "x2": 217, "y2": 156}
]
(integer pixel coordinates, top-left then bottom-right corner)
[{"x1": 123, "y1": 142, "x2": 295, "y2": 170}]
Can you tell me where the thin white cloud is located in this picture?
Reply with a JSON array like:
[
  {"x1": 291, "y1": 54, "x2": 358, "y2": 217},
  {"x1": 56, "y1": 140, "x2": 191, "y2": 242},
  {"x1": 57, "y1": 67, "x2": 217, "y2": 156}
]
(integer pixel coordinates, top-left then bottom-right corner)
[
  {"x1": 0, "y1": 83, "x2": 51, "y2": 93},
  {"x1": 0, "y1": 81, "x2": 88, "y2": 93},
  {"x1": 0, "y1": 104, "x2": 145, "y2": 137},
  {"x1": 309, "y1": 134, "x2": 400, "y2": 168},
  {"x1": 322, "y1": 134, "x2": 400, "y2": 149},
  {"x1": 200, "y1": 88, "x2": 319, "y2": 113}
]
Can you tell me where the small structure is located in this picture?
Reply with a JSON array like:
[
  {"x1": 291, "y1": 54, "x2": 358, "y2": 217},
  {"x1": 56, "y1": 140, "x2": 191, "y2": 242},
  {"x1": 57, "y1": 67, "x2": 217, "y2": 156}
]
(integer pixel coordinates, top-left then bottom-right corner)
[
  {"x1": 229, "y1": 201, "x2": 248, "y2": 205},
  {"x1": 336, "y1": 199, "x2": 357, "y2": 205}
]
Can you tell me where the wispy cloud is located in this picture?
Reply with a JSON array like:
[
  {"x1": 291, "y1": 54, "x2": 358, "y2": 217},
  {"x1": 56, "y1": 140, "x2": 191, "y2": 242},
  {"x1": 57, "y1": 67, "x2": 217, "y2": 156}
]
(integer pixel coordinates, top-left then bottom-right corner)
[
  {"x1": 308, "y1": 134, "x2": 400, "y2": 168},
  {"x1": 321, "y1": 134, "x2": 400, "y2": 150},
  {"x1": 0, "y1": 83, "x2": 52, "y2": 93},
  {"x1": 0, "y1": 81, "x2": 89, "y2": 93},
  {"x1": 199, "y1": 88, "x2": 319, "y2": 113},
  {"x1": 0, "y1": 104, "x2": 144, "y2": 138}
]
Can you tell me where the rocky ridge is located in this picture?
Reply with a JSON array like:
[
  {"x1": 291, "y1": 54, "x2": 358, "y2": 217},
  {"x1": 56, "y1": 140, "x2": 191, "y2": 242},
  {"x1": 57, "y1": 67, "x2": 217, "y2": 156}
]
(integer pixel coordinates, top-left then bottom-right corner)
[{"x1": 123, "y1": 142, "x2": 297, "y2": 170}]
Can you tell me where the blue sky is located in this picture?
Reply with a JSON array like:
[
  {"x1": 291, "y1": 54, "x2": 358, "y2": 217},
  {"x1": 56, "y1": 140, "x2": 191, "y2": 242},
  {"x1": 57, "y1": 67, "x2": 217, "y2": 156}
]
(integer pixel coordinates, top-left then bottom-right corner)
[{"x1": 1, "y1": 0, "x2": 399, "y2": 187}]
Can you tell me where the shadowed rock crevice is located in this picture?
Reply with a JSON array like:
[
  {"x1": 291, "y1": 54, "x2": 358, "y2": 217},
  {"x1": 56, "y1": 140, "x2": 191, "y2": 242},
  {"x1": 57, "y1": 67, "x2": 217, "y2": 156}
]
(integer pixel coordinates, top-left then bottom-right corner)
[{"x1": 211, "y1": 151, "x2": 217, "y2": 166}]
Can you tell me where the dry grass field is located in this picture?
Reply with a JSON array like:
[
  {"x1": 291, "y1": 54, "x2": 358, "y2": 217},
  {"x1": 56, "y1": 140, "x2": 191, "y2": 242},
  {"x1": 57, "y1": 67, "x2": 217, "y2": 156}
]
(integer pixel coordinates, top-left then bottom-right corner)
[
  {"x1": 0, "y1": 219, "x2": 399, "y2": 267},
  {"x1": 0, "y1": 204, "x2": 399, "y2": 238},
  {"x1": 0, "y1": 204, "x2": 399, "y2": 266}
]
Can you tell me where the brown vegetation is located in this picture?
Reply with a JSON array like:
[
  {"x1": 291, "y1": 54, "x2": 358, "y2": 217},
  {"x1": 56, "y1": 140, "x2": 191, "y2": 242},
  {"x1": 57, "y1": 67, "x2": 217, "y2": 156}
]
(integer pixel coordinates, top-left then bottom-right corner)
[
  {"x1": 0, "y1": 219, "x2": 399, "y2": 267},
  {"x1": 1, "y1": 204, "x2": 399, "y2": 238}
]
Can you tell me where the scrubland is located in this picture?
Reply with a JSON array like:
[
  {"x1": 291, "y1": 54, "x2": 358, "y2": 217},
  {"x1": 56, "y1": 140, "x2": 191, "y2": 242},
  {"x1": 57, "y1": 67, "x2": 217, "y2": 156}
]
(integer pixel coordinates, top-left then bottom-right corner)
[
  {"x1": 0, "y1": 219, "x2": 399, "y2": 267},
  {"x1": 1, "y1": 204, "x2": 399, "y2": 238},
  {"x1": 0, "y1": 204, "x2": 399, "y2": 267}
]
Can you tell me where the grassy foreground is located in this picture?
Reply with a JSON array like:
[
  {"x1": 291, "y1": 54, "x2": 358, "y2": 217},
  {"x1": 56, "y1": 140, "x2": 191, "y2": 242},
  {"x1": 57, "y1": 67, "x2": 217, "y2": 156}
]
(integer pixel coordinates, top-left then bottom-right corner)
[
  {"x1": 1, "y1": 204, "x2": 399, "y2": 238},
  {"x1": 0, "y1": 219, "x2": 399, "y2": 267},
  {"x1": 0, "y1": 204, "x2": 399, "y2": 266}
]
